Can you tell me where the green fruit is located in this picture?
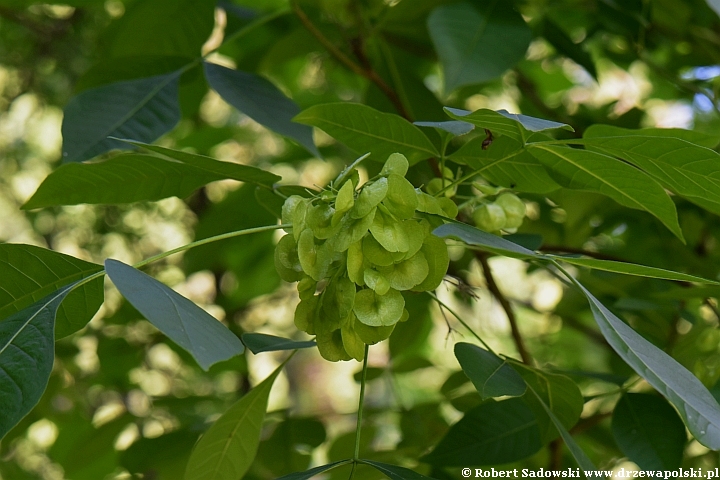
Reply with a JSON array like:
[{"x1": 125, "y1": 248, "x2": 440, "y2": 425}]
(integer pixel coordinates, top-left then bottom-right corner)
[
  {"x1": 274, "y1": 234, "x2": 304, "y2": 282},
  {"x1": 412, "y1": 234, "x2": 449, "y2": 292},
  {"x1": 346, "y1": 240, "x2": 366, "y2": 285},
  {"x1": 320, "y1": 277, "x2": 356, "y2": 331},
  {"x1": 307, "y1": 203, "x2": 339, "y2": 239},
  {"x1": 473, "y1": 203, "x2": 506, "y2": 232},
  {"x1": 363, "y1": 269, "x2": 391, "y2": 295},
  {"x1": 416, "y1": 190, "x2": 445, "y2": 215},
  {"x1": 437, "y1": 197, "x2": 458, "y2": 218},
  {"x1": 282, "y1": 195, "x2": 305, "y2": 228},
  {"x1": 316, "y1": 328, "x2": 352, "y2": 361},
  {"x1": 383, "y1": 174, "x2": 418, "y2": 219},
  {"x1": 341, "y1": 321, "x2": 365, "y2": 361},
  {"x1": 378, "y1": 251, "x2": 429, "y2": 291},
  {"x1": 495, "y1": 193, "x2": 525, "y2": 228},
  {"x1": 295, "y1": 295, "x2": 319, "y2": 334},
  {"x1": 353, "y1": 177, "x2": 388, "y2": 218},
  {"x1": 362, "y1": 234, "x2": 395, "y2": 267},
  {"x1": 353, "y1": 288, "x2": 405, "y2": 327},
  {"x1": 334, "y1": 207, "x2": 376, "y2": 252},
  {"x1": 335, "y1": 179, "x2": 355, "y2": 216},
  {"x1": 369, "y1": 206, "x2": 409, "y2": 252},
  {"x1": 380, "y1": 152, "x2": 409, "y2": 177},
  {"x1": 297, "y1": 228, "x2": 334, "y2": 280},
  {"x1": 353, "y1": 317, "x2": 394, "y2": 344}
]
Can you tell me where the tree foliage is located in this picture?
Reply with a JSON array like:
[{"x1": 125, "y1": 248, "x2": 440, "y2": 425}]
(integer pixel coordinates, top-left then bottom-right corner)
[{"x1": 3, "y1": 0, "x2": 720, "y2": 478}]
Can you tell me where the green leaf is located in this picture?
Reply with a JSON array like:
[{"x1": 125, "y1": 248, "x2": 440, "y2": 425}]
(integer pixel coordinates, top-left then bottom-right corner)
[
  {"x1": 241, "y1": 333, "x2": 315, "y2": 354},
  {"x1": 524, "y1": 382, "x2": 596, "y2": 473},
  {"x1": 61, "y1": 73, "x2": 181, "y2": 162},
  {"x1": 528, "y1": 145, "x2": 684, "y2": 241},
  {"x1": 551, "y1": 256, "x2": 720, "y2": 284},
  {"x1": 576, "y1": 281, "x2": 720, "y2": 449},
  {"x1": 432, "y1": 222, "x2": 537, "y2": 259},
  {"x1": 512, "y1": 364, "x2": 584, "y2": 443},
  {"x1": 203, "y1": 62, "x2": 319, "y2": 157},
  {"x1": 293, "y1": 103, "x2": 438, "y2": 165},
  {"x1": 276, "y1": 460, "x2": 352, "y2": 480},
  {"x1": 105, "y1": 0, "x2": 215, "y2": 58},
  {"x1": 414, "y1": 120, "x2": 474, "y2": 136},
  {"x1": 612, "y1": 393, "x2": 687, "y2": 470},
  {"x1": 124, "y1": 140, "x2": 281, "y2": 186},
  {"x1": 454, "y1": 343, "x2": 526, "y2": 399},
  {"x1": 421, "y1": 398, "x2": 541, "y2": 466},
  {"x1": 104, "y1": 259, "x2": 244, "y2": 370},
  {"x1": 184, "y1": 362, "x2": 286, "y2": 480},
  {"x1": 24, "y1": 154, "x2": 274, "y2": 209},
  {"x1": 578, "y1": 133, "x2": 720, "y2": 213},
  {"x1": 0, "y1": 288, "x2": 70, "y2": 440},
  {"x1": 0, "y1": 244, "x2": 103, "y2": 339},
  {"x1": 445, "y1": 108, "x2": 573, "y2": 143},
  {"x1": 427, "y1": 1, "x2": 532, "y2": 92},
  {"x1": 449, "y1": 135, "x2": 560, "y2": 194},
  {"x1": 359, "y1": 460, "x2": 438, "y2": 480},
  {"x1": 584, "y1": 124, "x2": 720, "y2": 148}
]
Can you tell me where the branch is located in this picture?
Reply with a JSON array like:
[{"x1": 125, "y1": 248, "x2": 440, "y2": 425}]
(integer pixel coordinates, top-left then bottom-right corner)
[
  {"x1": 290, "y1": 0, "x2": 411, "y2": 121},
  {"x1": 476, "y1": 252, "x2": 533, "y2": 364}
]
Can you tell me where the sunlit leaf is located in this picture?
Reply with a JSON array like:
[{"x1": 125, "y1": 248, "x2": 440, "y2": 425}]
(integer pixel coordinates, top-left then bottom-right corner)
[
  {"x1": 445, "y1": 108, "x2": 573, "y2": 143},
  {"x1": 184, "y1": 362, "x2": 286, "y2": 480},
  {"x1": 0, "y1": 244, "x2": 103, "y2": 339},
  {"x1": 294, "y1": 103, "x2": 438, "y2": 165}
]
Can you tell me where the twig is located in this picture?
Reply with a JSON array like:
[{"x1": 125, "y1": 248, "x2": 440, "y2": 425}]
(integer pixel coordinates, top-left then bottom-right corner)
[
  {"x1": 290, "y1": 0, "x2": 410, "y2": 121},
  {"x1": 476, "y1": 252, "x2": 533, "y2": 364}
]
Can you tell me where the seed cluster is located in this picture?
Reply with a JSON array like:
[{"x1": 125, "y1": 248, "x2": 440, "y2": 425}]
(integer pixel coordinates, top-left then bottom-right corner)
[
  {"x1": 472, "y1": 192, "x2": 526, "y2": 234},
  {"x1": 275, "y1": 153, "x2": 452, "y2": 361}
]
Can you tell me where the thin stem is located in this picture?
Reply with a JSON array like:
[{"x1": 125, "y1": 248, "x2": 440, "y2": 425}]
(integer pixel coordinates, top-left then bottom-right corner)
[
  {"x1": 349, "y1": 344, "x2": 370, "y2": 480},
  {"x1": 476, "y1": 252, "x2": 533, "y2": 365},
  {"x1": 69, "y1": 224, "x2": 289, "y2": 293},
  {"x1": 427, "y1": 292, "x2": 495, "y2": 353},
  {"x1": 290, "y1": 0, "x2": 410, "y2": 121}
]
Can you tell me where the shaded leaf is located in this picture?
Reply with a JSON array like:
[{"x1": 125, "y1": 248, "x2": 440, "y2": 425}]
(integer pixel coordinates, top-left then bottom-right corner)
[
  {"x1": 359, "y1": 460, "x2": 438, "y2": 480},
  {"x1": 538, "y1": 19, "x2": 597, "y2": 78},
  {"x1": 106, "y1": 0, "x2": 215, "y2": 58},
  {"x1": 421, "y1": 398, "x2": 541, "y2": 466},
  {"x1": 24, "y1": 154, "x2": 271, "y2": 208},
  {"x1": 524, "y1": 382, "x2": 596, "y2": 472},
  {"x1": 276, "y1": 460, "x2": 352, "y2": 480},
  {"x1": 445, "y1": 107, "x2": 573, "y2": 143},
  {"x1": 584, "y1": 124, "x2": 720, "y2": 148},
  {"x1": 241, "y1": 333, "x2": 315, "y2": 354},
  {"x1": 428, "y1": 1, "x2": 532, "y2": 92},
  {"x1": 184, "y1": 363, "x2": 286, "y2": 480},
  {"x1": 105, "y1": 259, "x2": 244, "y2": 370},
  {"x1": 294, "y1": 103, "x2": 438, "y2": 165},
  {"x1": 204, "y1": 62, "x2": 319, "y2": 157},
  {"x1": 0, "y1": 288, "x2": 70, "y2": 439},
  {"x1": 449, "y1": 135, "x2": 560, "y2": 194},
  {"x1": 612, "y1": 393, "x2": 686, "y2": 470},
  {"x1": 124, "y1": 140, "x2": 281, "y2": 186},
  {"x1": 551, "y1": 256, "x2": 720, "y2": 284},
  {"x1": 512, "y1": 364, "x2": 584, "y2": 443},
  {"x1": 62, "y1": 73, "x2": 181, "y2": 162},
  {"x1": 414, "y1": 120, "x2": 474, "y2": 136},
  {"x1": 432, "y1": 222, "x2": 537, "y2": 259},
  {"x1": 0, "y1": 244, "x2": 103, "y2": 339},
  {"x1": 576, "y1": 281, "x2": 720, "y2": 449},
  {"x1": 579, "y1": 133, "x2": 720, "y2": 213},
  {"x1": 454, "y1": 343, "x2": 526, "y2": 399},
  {"x1": 528, "y1": 145, "x2": 683, "y2": 240}
]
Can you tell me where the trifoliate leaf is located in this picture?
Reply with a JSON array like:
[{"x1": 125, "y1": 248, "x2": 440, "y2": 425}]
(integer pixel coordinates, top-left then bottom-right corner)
[{"x1": 354, "y1": 288, "x2": 405, "y2": 327}]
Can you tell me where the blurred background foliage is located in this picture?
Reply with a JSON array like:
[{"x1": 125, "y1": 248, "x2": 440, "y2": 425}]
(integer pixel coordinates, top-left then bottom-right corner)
[{"x1": 2, "y1": 0, "x2": 720, "y2": 478}]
